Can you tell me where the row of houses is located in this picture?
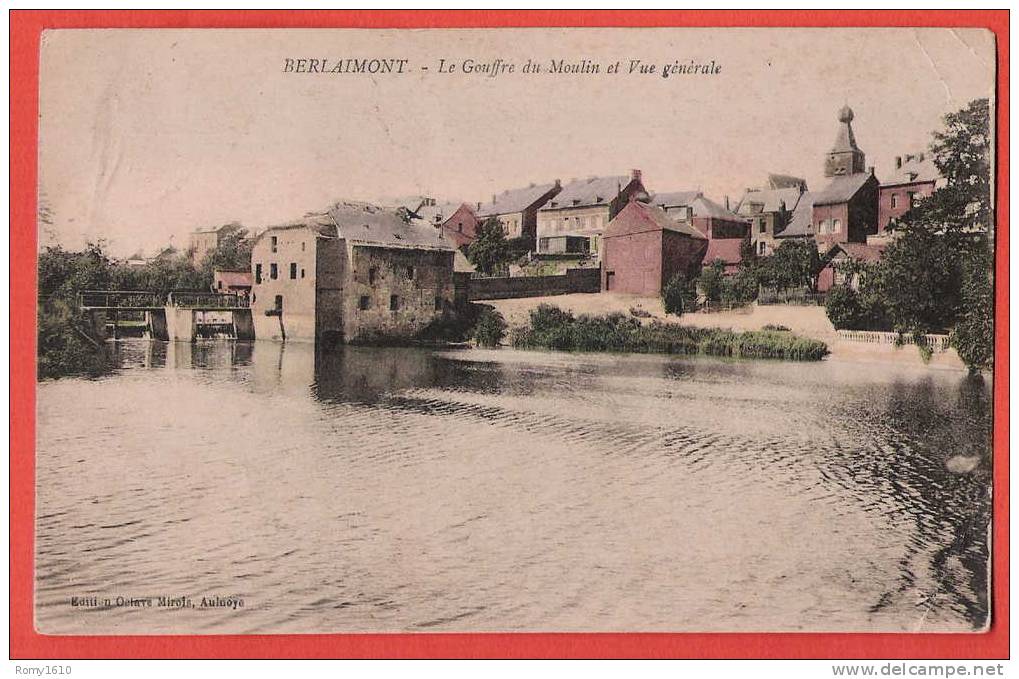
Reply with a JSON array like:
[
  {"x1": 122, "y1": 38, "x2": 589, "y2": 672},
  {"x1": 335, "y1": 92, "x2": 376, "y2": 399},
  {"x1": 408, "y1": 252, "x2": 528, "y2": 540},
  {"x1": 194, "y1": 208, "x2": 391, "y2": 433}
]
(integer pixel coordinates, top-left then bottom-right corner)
[{"x1": 188, "y1": 104, "x2": 943, "y2": 342}]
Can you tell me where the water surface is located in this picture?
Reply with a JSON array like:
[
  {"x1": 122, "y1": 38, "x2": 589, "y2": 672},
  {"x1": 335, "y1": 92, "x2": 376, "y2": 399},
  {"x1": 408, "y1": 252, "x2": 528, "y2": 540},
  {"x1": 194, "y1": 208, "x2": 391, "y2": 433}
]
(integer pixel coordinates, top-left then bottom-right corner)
[{"x1": 36, "y1": 340, "x2": 992, "y2": 633}]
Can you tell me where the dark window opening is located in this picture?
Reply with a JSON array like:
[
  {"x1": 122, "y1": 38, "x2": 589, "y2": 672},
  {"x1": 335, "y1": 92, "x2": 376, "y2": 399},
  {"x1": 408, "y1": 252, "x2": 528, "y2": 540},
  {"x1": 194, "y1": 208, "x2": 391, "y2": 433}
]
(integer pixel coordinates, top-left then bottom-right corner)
[
  {"x1": 270, "y1": 236, "x2": 278, "y2": 253},
  {"x1": 390, "y1": 295, "x2": 399, "y2": 311},
  {"x1": 368, "y1": 267, "x2": 378, "y2": 285},
  {"x1": 301, "y1": 241, "x2": 306, "y2": 251},
  {"x1": 290, "y1": 263, "x2": 297, "y2": 279},
  {"x1": 255, "y1": 263, "x2": 262, "y2": 284},
  {"x1": 358, "y1": 295, "x2": 370, "y2": 310},
  {"x1": 406, "y1": 265, "x2": 415, "y2": 280},
  {"x1": 270, "y1": 263, "x2": 278, "y2": 280},
  {"x1": 434, "y1": 296, "x2": 443, "y2": 311},
  {"x1": 217, "y1": 280, "x2": 223, "y2": 289},
  {"x1": 300, "y1": 268, "x2": 305, "y2": 279},
  {"x1": 274, "y1": 295, "x2": 283, "y2": 311}
]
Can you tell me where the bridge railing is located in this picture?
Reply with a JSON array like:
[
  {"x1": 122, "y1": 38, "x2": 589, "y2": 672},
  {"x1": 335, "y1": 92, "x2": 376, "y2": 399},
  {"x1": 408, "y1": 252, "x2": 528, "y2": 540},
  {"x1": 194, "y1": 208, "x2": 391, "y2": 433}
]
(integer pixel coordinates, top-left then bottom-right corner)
[
  {"x1": 167, "y1": 291, "x2": 248, "y2": 309},
  {"x1": 78, "y1": 290, "x2": 165, "y2": 309}
]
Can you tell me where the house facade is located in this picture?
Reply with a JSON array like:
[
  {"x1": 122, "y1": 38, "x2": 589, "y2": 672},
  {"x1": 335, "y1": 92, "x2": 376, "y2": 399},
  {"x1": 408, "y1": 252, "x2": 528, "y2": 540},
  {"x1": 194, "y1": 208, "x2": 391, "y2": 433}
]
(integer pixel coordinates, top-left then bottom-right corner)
[
  {"x1": 212, "y1": 269, "x2": 253, "y2": 296},
  {"x1": 476, "y1": 181, "x2": 562, "y2": 246},
  {"x1": 250, "y1": 202, "x2": 454, "y2": 343},
  {"x1": 734, "y1": 179, "x2": 808, "y2": 256},
  {"x1": 877, "y1": 152, "x2": 941, "y2": 235},
  {"x1": 406, "y1": 198, "x2": 480, "y2": 249},
  {"x1": 536, "y1": 170, "x2": 649, "y2": 257},
  {"x1": 601, "y1": 201, "x2": 707, "y2": 295},
  {"x1": 817, "y1": 242, "x2": 886, "y2": 292}
]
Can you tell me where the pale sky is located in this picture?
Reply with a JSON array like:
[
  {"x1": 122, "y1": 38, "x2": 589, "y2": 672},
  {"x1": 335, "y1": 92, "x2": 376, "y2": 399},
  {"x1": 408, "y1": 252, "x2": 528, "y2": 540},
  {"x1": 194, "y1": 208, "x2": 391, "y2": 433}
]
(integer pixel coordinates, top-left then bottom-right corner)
[{"x1": 38, "y1": 27, "x2": 995, "y2": 257}]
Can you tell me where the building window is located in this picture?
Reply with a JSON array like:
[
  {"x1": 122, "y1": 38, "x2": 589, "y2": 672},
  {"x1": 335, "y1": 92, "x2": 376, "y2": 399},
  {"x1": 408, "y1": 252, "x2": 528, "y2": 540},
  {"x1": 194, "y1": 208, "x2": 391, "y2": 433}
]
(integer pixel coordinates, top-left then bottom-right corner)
[
  {"x1": 458, "y1": 222, "x2": 463, "y2": 233},
  {"x1": 909, "y1": 191, "x2": 920, "y2": 207},
  {"x1": 389, "y1": 295, "x2": 399, "y2": 311},
  {"x1": 255, "y1": 263, "x2": 262, "y2": 284},
  {"x1": 290, "y1": 263, "x2": 297, "y2": 279},
  {"x1": 891, "y1": 194, "x2": 899, "y2": 209},
  {"x1": 759, "y1": 241, "x2": 767, "y2": 255},
  {"x1": 300, "y1": 268, "x2": 305, "y2": 279},
  {"x1": 358, "y1": 295, "x2": 370, "y2": 310},
  {"x1": 270, "y1": 236, "x2": 278, "y2": 253},
  {"x1": 758, "y1": 219, "x2": 766, "y2": 234},
  {"x1": 270, "y1": 263, "x2": 278, "y2": 279},
  {"x1": 833, "y1": 219, "x2": 842, "y2": 232},
  {"x1": 368, "y1": 267, "x2": 378, "y2": 285},
  {"x1": 434, "y1": 296, "x2": 443, "y2": 311},
  {"x1": 301, "y1": 241, "x2": 306, "y2": 251},
  {"x1": 217, "y1": 280, "x2": 223, "y2": 289},
  {"x1": 406, "y1": 265, "x2": 415, "y2": 280},
  {"x1": 274, "y1": 294, "x2": 283, "y2": 311}
]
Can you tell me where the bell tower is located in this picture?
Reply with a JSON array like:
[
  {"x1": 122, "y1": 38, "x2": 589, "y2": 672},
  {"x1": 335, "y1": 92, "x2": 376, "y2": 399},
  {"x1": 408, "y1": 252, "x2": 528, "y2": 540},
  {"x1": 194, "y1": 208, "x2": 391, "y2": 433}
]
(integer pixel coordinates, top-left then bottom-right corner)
[{"x1": 823, "y1": 105, "x2": 866, "y2": 177}]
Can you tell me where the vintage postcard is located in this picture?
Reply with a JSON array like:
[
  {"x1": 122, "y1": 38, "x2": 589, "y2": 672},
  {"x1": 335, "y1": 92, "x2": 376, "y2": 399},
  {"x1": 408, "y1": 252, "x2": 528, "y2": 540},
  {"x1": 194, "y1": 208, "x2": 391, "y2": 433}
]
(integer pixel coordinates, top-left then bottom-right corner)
[{"x1": 32, "y1": 24, "x2": 997, "y2": 639}]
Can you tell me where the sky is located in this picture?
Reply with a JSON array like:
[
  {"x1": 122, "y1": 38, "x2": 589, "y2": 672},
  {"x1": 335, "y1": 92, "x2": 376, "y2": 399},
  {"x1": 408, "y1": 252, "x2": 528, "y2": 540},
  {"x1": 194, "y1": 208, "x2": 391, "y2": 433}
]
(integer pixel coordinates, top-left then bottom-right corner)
[{"x1": 38, "y1": 27, "x2": 995, "y2": 257}]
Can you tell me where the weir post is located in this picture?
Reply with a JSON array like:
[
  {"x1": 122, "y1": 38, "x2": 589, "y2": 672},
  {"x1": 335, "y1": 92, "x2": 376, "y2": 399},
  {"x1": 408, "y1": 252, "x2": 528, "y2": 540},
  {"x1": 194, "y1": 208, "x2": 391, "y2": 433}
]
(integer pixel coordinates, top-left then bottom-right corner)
[
  {"x1": 232, "y1": 309, "x2": 256, "y2": 340},
  {"x1": 165, "y1": 305, "x2": 197, "y2": 342},
  {"x1": 147, "y1": 309, "x2": 169, "y2": 341}
]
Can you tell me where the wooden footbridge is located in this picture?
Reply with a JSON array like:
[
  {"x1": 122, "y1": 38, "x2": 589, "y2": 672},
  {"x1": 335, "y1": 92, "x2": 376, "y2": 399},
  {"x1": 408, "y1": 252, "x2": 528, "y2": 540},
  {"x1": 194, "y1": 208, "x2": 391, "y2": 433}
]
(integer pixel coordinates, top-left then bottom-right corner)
[{"x1": 77, "y1": 290, "x2": 255, "y2": 341}]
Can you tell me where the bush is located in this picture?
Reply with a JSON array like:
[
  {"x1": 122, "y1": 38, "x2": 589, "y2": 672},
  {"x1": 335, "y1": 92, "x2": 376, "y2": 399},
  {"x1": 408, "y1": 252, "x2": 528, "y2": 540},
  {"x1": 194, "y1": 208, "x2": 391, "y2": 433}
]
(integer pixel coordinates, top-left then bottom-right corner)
[
  {"x1": 762, "y1": 324, "x2": 791, "y2": 332},
  {"x1": 629, "y1": 306, "x2": 652, "y2": 319},
  {"x1": 951, "y1": 249, "x2": 994, "y2": 373},
  {"x1": 825, "y1": 285, "x2": 869, "y2": 330},
  {"x1": 510, "y1": 305, "x2": 828, "y2": 361},
  {"x1": 661, "y1": 274, "x2": 690, "y2": 316},
  {"x1": 473, "y1": 308, "x2": 508, "y2": 348}
]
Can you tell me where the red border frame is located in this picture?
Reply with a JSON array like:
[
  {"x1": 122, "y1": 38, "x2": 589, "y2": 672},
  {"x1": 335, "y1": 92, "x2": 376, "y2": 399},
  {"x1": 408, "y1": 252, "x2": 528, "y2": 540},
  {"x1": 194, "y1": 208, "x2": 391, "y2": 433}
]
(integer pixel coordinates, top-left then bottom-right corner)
[{"x1": 10, "y1": 10, "x2": 1010, "y2": 659}]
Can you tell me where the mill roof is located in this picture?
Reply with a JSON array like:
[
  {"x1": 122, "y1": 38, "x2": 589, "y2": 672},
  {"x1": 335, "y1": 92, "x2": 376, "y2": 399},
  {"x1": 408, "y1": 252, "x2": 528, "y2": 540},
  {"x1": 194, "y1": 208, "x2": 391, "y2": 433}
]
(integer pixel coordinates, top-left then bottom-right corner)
[
  {"x1": 264, "y1": 201, "x2": 453, "y2": 251},
  {"x1": 477, "y1": 182, "x2": 559, "y2": 217}
]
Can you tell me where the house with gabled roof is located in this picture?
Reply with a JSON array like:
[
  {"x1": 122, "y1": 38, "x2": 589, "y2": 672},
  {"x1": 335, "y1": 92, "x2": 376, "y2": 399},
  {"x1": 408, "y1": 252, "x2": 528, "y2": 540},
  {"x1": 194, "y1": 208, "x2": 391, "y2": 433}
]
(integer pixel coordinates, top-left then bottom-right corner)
[
  {"x1": 811, "y1": 170, "x2": 880, "y2": 247},
  {"x1": 654, "y1": 191, "x2": 749, "y2": 274},
  {"x1": 475, "y1": 180, "x2": 562, "y2": 247},
  {"x1": 536, "y1": 170, "x2": 649, "y2": 257},
  {"x1": 601, "y1": 201, "x2": 707, "y2": 295},
  {"x1": 734, "y1": 182, "x2": 809, "y2": 256},
  {"x1": 402, "y1": 197, "x2": 480, "y2": 249},
  {"x1": 817, "y1": 241, "x2": 886, "y2": 292},
  {"x1": 877, "y1": 151, "x2": 943, "y2": 236},
  {"x1": 250, "y1": 201, "x2": 454, "y2": 343}
]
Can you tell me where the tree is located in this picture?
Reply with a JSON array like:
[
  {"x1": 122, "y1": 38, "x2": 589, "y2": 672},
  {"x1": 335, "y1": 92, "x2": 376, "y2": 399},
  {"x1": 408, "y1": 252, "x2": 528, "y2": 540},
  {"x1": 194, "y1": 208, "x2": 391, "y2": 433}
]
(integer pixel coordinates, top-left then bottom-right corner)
[
  {"x1": 199, "y1": 223, "x2": 253, "y2": 280},
  {"x1": 759, "y1": 239, "x2": 821, "y2": 291},
  {"x1": 662, "y1": 273, "x2": 693, "y2": 316},
  {"x1": 473, "y1": 308, "x2": 508, "y2": 347},
  {"x1": 466, "y1": 218, "x2": 512, "y2": 275},
  {"x1": 877, "y1": 98, "x2": 992, "y2": 338},
  {"x1": 697, "y1": 260, "x2": 725, "y2": 303},
  {"x1": 825, "y1": 285, "x2": 869, "y2": 330},
  {"x1": 951, "y1": 244, "x2": 994, "y2": 373}
]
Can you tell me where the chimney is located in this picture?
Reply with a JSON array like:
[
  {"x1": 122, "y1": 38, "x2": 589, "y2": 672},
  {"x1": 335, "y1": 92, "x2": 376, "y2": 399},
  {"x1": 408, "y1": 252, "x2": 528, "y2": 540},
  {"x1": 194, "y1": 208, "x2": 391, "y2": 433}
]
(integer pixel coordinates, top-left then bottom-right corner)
[
  {"x1": 895, "y1": 156, "x2": 902, "y2": 169},
  {"x1": 868, "y1": 166, "x2": 875, "y2": 176},
  {"x1": 491, "y1": 194, "x2": 496, "y2": 204},
  {"x1": 476, "y1": 201, "x2": 481, "y2": 211},
  {"x1": 724, "y1": 195, "x2": 730, "y2": 210},
  {"x1": 554, "y1": 178, "x2": 562, "y2": 188},
  {"x1": 631, "y1": 168, "x2": 642, "y2": 182}
]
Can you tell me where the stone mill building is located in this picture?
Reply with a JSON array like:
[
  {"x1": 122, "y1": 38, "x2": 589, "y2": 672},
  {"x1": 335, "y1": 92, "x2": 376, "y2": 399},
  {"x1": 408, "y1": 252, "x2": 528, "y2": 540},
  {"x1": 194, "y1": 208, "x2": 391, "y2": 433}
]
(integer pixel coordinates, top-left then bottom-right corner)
[{"x1": 250, "y1": 201, "x2": 455, "y2": 343}]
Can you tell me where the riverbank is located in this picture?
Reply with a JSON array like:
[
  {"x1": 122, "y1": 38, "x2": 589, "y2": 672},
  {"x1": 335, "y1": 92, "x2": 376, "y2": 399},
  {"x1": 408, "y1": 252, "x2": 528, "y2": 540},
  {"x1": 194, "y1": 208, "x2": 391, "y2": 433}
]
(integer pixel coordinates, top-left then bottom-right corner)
[{"x1": 484, "y1": 293, "x2": 967, "y2": 370}]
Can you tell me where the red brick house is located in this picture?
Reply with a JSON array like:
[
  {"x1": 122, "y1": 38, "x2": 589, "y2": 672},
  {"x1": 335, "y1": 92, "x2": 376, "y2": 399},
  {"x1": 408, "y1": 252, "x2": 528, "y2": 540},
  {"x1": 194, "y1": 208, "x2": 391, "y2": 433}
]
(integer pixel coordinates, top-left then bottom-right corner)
[
  {"x1": 652, "y1": 192, "x2": 749, "y2": 274},
  {"x1": 877, "y1": 152, "x2": 941, "y2": 235},
  {"x1": 601, "y1": 201, "x2": 707, "y2": 295},
  {"x1": 812, "y1": 171, "x2": 880, "y2": 247},
  {"x1": 405, "y1": 198, "x2": 480, "y2": 249},
  {"x1": 212, "y1": 269, "x2": 252, "y2": 296}
]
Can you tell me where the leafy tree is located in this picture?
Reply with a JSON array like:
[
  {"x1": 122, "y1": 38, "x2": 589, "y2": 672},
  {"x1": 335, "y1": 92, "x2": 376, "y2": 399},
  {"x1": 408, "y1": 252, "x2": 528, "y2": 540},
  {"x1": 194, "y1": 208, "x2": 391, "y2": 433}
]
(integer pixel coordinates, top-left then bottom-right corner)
[
  {"x1": 877, "y1": 98, "x2": 992, "y2": 340},
  {"x1": 466, "y1": 218, "x2": 512, "y2": 275},
  {"x1": 758, "y1": 239, "x2": 821, "y2": 291},
  {"x1": 199, "y1": 223, "x2": 253, "y2": 279},
  {"x1": 951, "y1": 244, "x2": 994, "y2": 373}
]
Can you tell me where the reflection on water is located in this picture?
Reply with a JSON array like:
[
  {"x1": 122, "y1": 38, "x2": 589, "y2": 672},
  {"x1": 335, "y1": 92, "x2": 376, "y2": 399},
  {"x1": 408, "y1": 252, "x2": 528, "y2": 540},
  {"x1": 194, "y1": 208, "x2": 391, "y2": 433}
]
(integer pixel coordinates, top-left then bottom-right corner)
[{"x1": 36, "y1": 340, "x2": 991, "y2": 633}]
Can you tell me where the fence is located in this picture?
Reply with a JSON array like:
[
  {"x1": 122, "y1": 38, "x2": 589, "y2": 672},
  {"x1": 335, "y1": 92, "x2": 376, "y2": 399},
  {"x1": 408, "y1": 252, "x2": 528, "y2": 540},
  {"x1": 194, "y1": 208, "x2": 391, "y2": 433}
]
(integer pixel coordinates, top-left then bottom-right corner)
[
  {"x1": 836, "y1": 330, "x2": 952, "y2": 352},
  {"x1": 758, "y1": 288, "x2": 828, "y2": 306},
  {"x1": 698, "y1": 301, "x2": 753, "y2": 314}
]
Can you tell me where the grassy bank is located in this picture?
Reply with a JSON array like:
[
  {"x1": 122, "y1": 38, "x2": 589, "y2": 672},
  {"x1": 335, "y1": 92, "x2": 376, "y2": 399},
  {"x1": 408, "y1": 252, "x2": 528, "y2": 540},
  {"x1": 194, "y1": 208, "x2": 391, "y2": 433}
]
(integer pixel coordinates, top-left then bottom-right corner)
[{"x1": 509, "y1": 305, "x2": 829, "y2": 361}]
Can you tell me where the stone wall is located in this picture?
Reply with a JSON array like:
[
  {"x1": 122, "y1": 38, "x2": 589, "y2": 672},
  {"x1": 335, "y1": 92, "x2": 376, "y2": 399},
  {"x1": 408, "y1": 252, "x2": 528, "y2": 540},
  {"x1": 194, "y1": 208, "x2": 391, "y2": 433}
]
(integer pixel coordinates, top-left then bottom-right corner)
[{"x1": 465, "y1": 267, "x2": 600, "y2": 301}]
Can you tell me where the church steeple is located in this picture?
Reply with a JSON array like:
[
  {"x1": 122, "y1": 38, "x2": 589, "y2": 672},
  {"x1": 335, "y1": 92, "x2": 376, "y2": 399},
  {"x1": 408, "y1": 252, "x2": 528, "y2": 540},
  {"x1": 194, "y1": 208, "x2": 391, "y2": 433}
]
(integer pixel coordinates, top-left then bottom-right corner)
[{"x1": 824, "y1": 105, "x2": 866, "y2": 177}]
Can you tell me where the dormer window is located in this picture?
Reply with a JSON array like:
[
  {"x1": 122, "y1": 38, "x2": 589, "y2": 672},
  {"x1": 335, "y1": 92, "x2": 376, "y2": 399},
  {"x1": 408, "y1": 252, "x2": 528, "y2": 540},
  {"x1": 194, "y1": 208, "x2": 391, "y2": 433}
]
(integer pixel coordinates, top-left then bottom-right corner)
[
  {"x1": 595, "y1": 195, "x2": 603, "y2": 203},
  {"x1": 572, "y1": 199, "x2": 581, "y2": 206}
]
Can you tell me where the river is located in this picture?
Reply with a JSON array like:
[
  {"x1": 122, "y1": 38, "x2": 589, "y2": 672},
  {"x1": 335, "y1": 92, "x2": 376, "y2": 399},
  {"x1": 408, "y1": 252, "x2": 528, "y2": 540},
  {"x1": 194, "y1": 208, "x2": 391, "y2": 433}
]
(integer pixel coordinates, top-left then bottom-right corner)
[{"x1": 35, "y1": 340, "x2": 992, "y2": 634}]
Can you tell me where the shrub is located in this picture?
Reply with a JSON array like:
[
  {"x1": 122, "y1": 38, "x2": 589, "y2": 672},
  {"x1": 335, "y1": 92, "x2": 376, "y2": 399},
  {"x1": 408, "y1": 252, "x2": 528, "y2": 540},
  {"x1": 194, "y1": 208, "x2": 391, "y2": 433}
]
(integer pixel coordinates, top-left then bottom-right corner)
[
  {"x1": 950, "y1": 248, "x2": 994, "y2": 373},
  {"x1": 510, "y1": 306, "x2": 828, "y2": 361},
  {"x1": 662, "y1": 273, "x2": 691, "y2": 316},
  {"x1": 473, "y1": 308, "x2": 508, "y2": 348},
  {"x1": 762, "y1": 324, "x2": 791, "y2": 332},
  {"x1": 825, "y1": 285, "x2": 869, "y2": 330},
  {"x1": 629, "y1": 306, "x2": 652, "y2": 319}
]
